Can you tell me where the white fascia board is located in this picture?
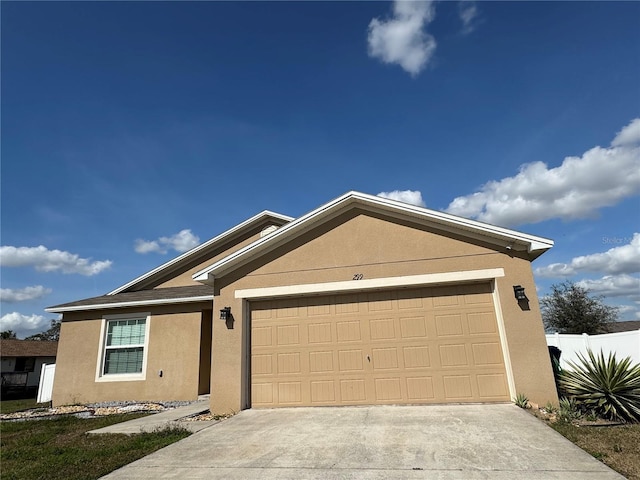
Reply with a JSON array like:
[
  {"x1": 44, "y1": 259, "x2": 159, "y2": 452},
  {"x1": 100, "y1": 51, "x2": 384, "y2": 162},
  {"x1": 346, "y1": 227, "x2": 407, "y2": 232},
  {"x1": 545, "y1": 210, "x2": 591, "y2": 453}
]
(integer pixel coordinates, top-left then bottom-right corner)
[
  {"x1": 45, "y1": 295, "x2": 214, "y2": 314},
  {"x1": 109, "y1": 210, "x2": 293, "y2": 295},
  {"x1": 193, "y1": 191, "x2": 553, "y2": 282},
  {"x1": 235, "y1": 268, "x2": 506, "y2": 299},
  {"x1": 352, "y1": 191, "x2": 554, "y2": 252}
]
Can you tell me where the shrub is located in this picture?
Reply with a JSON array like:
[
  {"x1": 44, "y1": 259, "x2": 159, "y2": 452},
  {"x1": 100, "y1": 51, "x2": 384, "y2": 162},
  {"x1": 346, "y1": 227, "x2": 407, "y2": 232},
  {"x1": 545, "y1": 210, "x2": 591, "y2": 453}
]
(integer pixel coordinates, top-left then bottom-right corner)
[
  {"x1": 514, "y1": 393, "x2": 530, "y2": 409},
  {"x1": 558, "y1": 349, "x2": 640, "y2": 423},
  {"x1": 557, "y1": 397, "x2": 581, "y2": 423}
]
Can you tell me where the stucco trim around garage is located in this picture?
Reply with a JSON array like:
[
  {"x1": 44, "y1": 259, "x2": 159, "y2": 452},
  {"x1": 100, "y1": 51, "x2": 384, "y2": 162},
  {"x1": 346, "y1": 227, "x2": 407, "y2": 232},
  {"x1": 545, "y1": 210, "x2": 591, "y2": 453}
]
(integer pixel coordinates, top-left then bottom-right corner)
[
  {"x1": 45, "y1": 295, "x2": 214, "y2": 313},
  {"x1": 193, "y1": 191, "x2": 553, "y2": 284},
  {"x1": 234, "y1": 268, "x2": 505, "y2": 299}
]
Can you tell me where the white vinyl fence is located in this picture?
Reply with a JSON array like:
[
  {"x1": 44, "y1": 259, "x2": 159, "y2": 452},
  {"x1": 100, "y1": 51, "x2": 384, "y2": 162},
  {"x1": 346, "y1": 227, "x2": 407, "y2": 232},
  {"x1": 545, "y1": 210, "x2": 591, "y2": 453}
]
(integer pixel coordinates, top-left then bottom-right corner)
[
  {"x1": 37, "y1": 363, "x2": 56, "y2": 403},
  {"x1": 546, "y1": 330, "x2": 640, "y2": 369}
]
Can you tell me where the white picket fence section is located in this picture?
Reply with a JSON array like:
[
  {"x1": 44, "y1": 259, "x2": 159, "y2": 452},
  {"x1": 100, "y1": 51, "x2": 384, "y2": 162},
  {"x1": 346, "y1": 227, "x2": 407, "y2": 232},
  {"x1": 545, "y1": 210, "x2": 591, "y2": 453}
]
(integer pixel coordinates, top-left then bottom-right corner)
[
  {"x1": 546, "y1": 330, "x2": 640, "y2": 369},
  {"x1": 37, "y1": 363, "x2": 56, "y2": 403}
]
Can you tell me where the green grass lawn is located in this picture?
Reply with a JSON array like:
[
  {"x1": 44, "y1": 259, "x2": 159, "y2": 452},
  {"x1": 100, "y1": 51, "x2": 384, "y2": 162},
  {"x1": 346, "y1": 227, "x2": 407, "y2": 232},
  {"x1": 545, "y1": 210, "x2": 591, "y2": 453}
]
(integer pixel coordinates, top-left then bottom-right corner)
[
  {"x1": 551, "y1": 421, "x2": 640, "y2": 480},
  {"x1": 0, "y1": 413, "x2": 191, "y2": 480},
  {"x1": 0, "y1": 397, "x2": 43, "y2": 414}
]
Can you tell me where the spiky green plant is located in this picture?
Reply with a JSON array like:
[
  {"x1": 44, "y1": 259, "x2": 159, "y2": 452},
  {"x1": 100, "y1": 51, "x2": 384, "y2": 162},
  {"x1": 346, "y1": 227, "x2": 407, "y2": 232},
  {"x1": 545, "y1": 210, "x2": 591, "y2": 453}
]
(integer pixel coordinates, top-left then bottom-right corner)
[
  {"x1": 514, "y1": 393, "x2": 530, "y2": 409},
  {"x1": 557, "y1": 396, "x2": 581, "y2": 422},
  {"x1": 558, "y1": 349, "x2": 640, "y2": 423}
]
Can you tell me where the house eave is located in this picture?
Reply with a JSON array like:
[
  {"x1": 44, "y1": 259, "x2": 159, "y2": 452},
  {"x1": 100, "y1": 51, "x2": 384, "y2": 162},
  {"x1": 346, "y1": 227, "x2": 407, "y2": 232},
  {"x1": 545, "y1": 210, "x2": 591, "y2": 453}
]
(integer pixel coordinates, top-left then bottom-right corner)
[
  {"x1": 193, "y1": 191, "x2": 554, "y2": 282},
  {"x1": 45, "y1": 295, "x2": 214, "y2": 314}
]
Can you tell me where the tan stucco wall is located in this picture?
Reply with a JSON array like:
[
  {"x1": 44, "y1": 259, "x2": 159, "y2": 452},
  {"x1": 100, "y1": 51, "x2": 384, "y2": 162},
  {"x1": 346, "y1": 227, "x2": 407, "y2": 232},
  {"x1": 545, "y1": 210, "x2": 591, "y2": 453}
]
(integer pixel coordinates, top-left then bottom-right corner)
[
  {"x1": 52, "y1": 303, "x2": 210, "y2": 406},
  {"x1": 209, "y1": 211, "x2": 558, "y2": 413}
]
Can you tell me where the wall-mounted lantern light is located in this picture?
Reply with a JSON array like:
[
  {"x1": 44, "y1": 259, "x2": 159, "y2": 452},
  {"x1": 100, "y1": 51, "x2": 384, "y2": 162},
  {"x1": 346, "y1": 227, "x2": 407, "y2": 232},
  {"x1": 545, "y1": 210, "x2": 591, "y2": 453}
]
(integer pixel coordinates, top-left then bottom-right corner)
[
  {"x1": 513, "y1": 285, "x2": 527, "y2": 301},
  {"x1": 219, "y1": 306, "x2": 231, "y2": 320}
]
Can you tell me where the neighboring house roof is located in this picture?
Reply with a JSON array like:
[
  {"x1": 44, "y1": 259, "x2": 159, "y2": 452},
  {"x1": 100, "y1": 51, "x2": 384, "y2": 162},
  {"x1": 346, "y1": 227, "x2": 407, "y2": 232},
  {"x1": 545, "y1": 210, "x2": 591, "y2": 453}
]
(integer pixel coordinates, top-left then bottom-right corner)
[
  {"x1": 108, "y1": 210, "x2": 293, "y2": 295},
  {"x1": 610, "y1": 321, "x2": 640, "y2": 333},
  {"x1": 46, "y1": 285, "x2": 213, "y2": 313},
  {"x1": 193, "y1": 191, "x2": 554, "y2": 283},
  {"x1": 1, "y1": 340, "x2": 58, "y2": 358}
]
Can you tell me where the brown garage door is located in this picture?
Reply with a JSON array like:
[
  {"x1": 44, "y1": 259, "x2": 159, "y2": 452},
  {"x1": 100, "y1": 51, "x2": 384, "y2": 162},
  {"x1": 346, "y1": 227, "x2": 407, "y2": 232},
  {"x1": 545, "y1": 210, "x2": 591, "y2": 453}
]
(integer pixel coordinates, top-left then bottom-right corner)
[{"x1": 250, "y1": 283, "x2": 510, "y2": 407}]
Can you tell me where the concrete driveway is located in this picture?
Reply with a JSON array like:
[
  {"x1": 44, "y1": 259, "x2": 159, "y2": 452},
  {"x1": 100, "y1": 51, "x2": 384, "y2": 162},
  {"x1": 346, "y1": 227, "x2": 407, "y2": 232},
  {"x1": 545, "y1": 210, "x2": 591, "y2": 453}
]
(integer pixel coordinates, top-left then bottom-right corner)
[{"x1": 101, "y1": 404, "x2": 624, "y2": 479}]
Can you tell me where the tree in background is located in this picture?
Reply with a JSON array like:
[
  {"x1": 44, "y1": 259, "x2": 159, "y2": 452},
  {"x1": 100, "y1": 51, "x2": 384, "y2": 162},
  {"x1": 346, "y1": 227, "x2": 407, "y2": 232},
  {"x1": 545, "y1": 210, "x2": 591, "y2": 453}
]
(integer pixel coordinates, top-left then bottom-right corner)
[
  {"x1": 24, "y1": 320, "x2": 61, "y2": 341},
  {"x1": 541, "y1": 281, "x2": 618, "y2": 334},
  {"x1": 0, "y1": 330, "x2": 17, "y2": 339}
]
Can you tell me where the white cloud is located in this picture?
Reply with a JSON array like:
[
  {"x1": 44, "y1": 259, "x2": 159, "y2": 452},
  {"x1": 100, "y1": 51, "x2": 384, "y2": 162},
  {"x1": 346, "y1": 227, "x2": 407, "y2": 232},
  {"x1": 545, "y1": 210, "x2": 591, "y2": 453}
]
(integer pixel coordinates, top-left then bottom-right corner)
[
  {"x1": 535, "y1": 233, "x2": 640, "y2": 278},
  {"x1": 612, "y1": 118, "x2": 640, "y2": 147},
  {"x1": 377, "y1": 190, "x2": 426, "y2": 207},
  {"x1": 458, "y1": 1, "x2": 478, "y2": 34},
  {"x1": 0, "y1": 312, "x2": 49, "y2": 336},
  {"x1": 576, "y1": 274, "x2": 640, "y2": 299},
  {"x1": 0, "y1": 286, "x2": 52, "y2": 302},
  {"x1": 445, "y1": 118, "x2": 640, "y2": 227},
  {"x1": 135, "y1": 229, "x2": 200, "y2": 254},
  {"x1": 367, "y1": 1, "x2": 437, "y2": 76},
  {"x1": 0, "y1": 246, "x2": 112, "y2": 276}
]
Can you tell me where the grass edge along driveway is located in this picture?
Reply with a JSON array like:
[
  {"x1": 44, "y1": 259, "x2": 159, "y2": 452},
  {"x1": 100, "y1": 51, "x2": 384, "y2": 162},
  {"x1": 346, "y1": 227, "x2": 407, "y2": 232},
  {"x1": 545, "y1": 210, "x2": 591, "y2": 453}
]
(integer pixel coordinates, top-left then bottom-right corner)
[{"x1": 0, "y1": 413, "x2": 191, "y2": 480}]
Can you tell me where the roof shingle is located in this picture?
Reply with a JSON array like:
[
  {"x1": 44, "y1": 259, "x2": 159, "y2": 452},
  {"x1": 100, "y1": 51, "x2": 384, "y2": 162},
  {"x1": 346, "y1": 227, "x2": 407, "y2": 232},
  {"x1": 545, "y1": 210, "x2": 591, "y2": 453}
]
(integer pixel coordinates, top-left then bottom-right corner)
[
  {"x1": 46, "y1": 285, "x2": 213, "y2": 312},
  {"x1": 1, "y1": 339, "x2": 58, "y2": 357}
]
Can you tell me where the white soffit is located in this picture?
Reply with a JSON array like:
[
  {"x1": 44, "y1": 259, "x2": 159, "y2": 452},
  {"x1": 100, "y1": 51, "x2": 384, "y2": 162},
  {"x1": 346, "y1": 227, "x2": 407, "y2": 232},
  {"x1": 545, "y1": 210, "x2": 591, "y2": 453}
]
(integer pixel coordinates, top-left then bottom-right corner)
[
  {"x1": 193, "y1": 191, "x2": 553, "y2": 283},
  {"x1": 108, "y1": 210, "x2": 293, "y2": 295}
]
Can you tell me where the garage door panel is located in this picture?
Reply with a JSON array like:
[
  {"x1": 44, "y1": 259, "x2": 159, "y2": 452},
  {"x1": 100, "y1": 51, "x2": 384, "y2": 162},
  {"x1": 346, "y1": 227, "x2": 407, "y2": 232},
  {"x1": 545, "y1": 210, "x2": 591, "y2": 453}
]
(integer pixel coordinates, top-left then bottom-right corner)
[
  {"x1": 307, "y1": 302, "x2": 332, "y2": 317},
  {"x1": 252, "y1": 382, "x2": 274, "y2": 405},
  {"x1": 338, "y1": 349, "x2": 364, "y2": 371},
  {"x1": 310, "y1": 380, "x2": 336, "y2": 403},
  {"x1": 471, "y1": 342, "x2": 504, "y2": 366},
  {"x1": 443, "y1": 375, "x2": 474, "y2": 399},
  {"x1": 366, "y1": 291, "x2": 394, "y2": 311},
  {"x1": 336, "y1": 321, "x2": 362, "y2": 342},
  {"x1": 371, "y1": 347, "x2": 399, "y2": 369},
  {"x1": 334, "y1": 294, "x2": 361, "y2": 315},
  {"x1": 406, "y1": 376, "x2": 435, "y2": 400},
  {"x1": 276, "y1": 324, "x2": 300, "y2": 345},
  {"x1": 309, "y1": 351, "x2": 334, "y2": 372},
  {"x1": 399, "y1": 316, "x2": 428, "y2": 338},
  {"x1": 397, "y1": 290, "x2": 426, "y2": 310},
  {"x1": 252, "y1": 326, "x2": 273, "y2": 346},
  {"x1": 369, "y1": 318, "x2": 396, "y2": 340},
  {"x1": 252, "y1": 354, "x2": 274, "y2": 375},
  {"x1": 278, "y1": 382, "x2": 303, "y2": 404},
  {"x1": 340, "y1": 379, "x2": 367, "y2": 402},
  {"x1": 468, "y1": 312, "x2": 498, "y2": 334},
  {"x1": 308, "y1": 322, "x2": 333, "y2": 343},
  {"x1": 438, "y1": 344, "x2": 469, "y2": 367},
  {"x1": 277, "y1": 352, "x2": 301, "y2": 374},
  {"x1": 250, "y1": 284, "x2": 510, "y2": 407},
  {"x1": 477, "y1": 374, "x2": 509, "y2": 398},
  {"x1": 374, "y1": 377, "x2": 403, "y2": 401},
  {"x1": 435, "y1": 314, "x2": 465, "y2": 336},
  {"x1": 403, "y1": 346, "x2": 431, "y2": 368}
]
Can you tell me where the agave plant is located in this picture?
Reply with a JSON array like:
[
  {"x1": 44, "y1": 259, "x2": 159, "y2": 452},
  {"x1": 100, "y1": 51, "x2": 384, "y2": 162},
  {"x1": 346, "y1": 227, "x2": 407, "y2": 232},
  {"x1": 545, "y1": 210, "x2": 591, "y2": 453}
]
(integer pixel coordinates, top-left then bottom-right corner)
[{"x1": 558, "y1": 349, "x2": 640, "y2": 423}]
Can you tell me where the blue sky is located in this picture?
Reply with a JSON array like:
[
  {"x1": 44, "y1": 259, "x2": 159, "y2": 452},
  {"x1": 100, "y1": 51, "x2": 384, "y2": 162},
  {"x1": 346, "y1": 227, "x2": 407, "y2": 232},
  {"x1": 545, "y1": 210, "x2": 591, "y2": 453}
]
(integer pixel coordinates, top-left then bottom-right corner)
[{"x1": 1, "y1": 1, "x2": 639, "y2": 338}]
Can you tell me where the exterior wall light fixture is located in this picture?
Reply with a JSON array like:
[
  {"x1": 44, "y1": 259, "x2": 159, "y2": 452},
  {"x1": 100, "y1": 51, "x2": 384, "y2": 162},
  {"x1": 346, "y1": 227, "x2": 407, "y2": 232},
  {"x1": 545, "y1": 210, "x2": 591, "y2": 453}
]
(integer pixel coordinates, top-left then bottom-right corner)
[
  {"x1": 513, "y1": 285, "x2": 527, "y2": 301},
  {"x1": 219, "y1": 306, "x2": 231, "y2": 320}
]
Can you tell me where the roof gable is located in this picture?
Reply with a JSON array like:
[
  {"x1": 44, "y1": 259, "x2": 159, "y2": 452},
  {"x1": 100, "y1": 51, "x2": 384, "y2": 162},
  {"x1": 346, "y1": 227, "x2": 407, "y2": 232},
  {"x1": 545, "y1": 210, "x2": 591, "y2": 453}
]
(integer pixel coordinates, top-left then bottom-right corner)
[
  {"x1": 193, "y1": 191, "x2": 553, "y2": 283},
  {"x1": 109, "y1": 211, "x2": 293, "y2": 295}
]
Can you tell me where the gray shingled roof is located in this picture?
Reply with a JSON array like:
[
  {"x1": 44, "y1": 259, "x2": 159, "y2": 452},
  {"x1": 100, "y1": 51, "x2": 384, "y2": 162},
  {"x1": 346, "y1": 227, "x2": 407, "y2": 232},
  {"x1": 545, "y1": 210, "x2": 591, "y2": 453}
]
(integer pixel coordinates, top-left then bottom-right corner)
[
  {"x1": 609, "y1": 321, "x2": 640, "y2": 333},
  {"x1": 1, "y1": 340, "x2": 58, "y2": 357},
  {"x1": 47, "y1": 285, "x2": 213, "y2": 311}
]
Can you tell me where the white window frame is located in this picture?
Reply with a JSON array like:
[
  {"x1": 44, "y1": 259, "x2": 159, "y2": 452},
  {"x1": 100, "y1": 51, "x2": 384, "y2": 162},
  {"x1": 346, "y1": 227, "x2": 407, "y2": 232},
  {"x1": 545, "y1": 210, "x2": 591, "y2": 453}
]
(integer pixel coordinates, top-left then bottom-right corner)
[{"x1": 95, "y1": 312, "x2": 150, "y2": 382}]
